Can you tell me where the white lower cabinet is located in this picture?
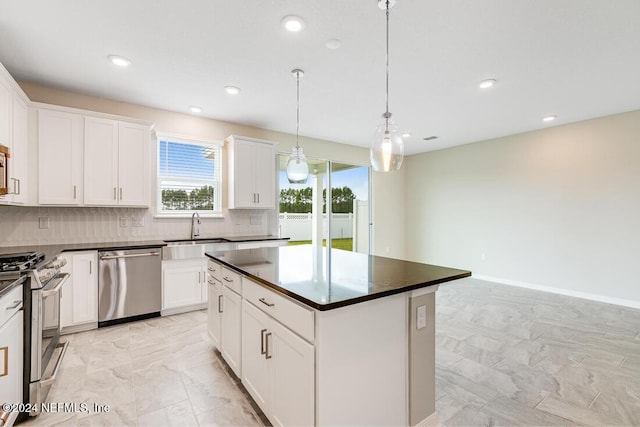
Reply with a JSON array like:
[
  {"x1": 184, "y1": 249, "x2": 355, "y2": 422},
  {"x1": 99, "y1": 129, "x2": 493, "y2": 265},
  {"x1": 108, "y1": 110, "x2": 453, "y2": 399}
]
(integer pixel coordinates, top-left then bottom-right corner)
[
  {"x1": 206, "y1": 259, "x2": 242, "y2": 377},
  {"x1": 162, "y1": 259, "x2": 207, "y2": 313},
  {"x1": 220, "y1": 285, "x2": 242, "y2": 377},
  {"x1": 241, "y1": 299, "x2": 314, "y2": 427},
  {"x1": 60, "y1": 251, "x2": 98, "y2": 332}
]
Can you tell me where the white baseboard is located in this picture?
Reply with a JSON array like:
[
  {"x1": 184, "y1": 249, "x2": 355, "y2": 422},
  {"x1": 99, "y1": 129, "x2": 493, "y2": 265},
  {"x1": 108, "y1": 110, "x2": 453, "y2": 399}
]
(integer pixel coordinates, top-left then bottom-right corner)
[
  {"x1": 415, "y1": 411, "x2": 439, "y2": 427},
  {"x1": 161, "y1": 303, "x2": 206, "y2": 317},
  {"x1": 472, "y1": 274, "x2": 640, "y2": 309}
]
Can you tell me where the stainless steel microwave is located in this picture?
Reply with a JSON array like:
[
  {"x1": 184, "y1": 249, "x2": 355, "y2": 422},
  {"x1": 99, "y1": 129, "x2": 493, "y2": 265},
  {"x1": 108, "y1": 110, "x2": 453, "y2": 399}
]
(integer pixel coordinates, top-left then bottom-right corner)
[{"x1": 0, "y1": 144, "x2": 9, "y2": 195}]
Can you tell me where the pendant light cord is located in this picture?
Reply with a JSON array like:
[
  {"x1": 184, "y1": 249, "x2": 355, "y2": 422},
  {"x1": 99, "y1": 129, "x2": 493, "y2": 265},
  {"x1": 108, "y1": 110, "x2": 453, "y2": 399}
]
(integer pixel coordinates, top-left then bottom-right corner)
[
  {"x1": 384, "y1": 0, "x2": 391, "y2": 131},
  {"x1": 296, "y1": 71, "x2": 300, "y2": 150}
]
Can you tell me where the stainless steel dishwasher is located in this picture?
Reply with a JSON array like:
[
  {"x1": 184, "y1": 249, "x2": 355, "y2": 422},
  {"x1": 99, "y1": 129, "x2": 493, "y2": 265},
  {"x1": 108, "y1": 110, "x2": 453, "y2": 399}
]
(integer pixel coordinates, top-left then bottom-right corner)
[{"x1": 98, "y1": 247, "x2": 162, "y2": 327}]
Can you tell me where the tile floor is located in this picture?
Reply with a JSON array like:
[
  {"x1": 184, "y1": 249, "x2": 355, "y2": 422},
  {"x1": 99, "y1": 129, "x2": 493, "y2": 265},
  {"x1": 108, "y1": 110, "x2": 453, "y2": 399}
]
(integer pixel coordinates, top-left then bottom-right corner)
[{"x1": 20, "y1": 277, "x2": 640, "y2": 426}]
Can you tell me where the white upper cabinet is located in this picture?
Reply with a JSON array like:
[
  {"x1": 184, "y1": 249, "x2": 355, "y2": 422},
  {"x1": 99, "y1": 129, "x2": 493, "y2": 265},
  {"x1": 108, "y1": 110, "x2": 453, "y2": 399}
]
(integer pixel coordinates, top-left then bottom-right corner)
[
  {"x1": 84, "y1": 117, "x2": 150, "y2": 206},
  {"x1": 226, "y1": 135, "x2": 277, "y2": 209},
  {"x1": 84, "y1": 117, "x2": 118, "y2": 205},
  {"x1": 118, "y1": 121, "x2": 150, "y2": 206},
  {"x1": 0, "y1": 69, "x2": 10, "y2": 147},
  {"x1": 0, "y1": 63, "x2": 29, "y2": 206},
  {"x1": 10, "y1": 93, "x2": 28, "y2": 204},
  {"x1": 38, "y1": 109, "x2": 83, "y2": 205}
]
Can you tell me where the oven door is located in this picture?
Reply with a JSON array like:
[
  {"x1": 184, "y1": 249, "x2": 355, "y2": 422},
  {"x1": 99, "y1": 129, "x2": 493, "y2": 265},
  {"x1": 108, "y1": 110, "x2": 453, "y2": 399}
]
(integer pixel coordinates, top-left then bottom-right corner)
[{"x1": 29, "y1": 273, "x2": 69, "y2": 410}]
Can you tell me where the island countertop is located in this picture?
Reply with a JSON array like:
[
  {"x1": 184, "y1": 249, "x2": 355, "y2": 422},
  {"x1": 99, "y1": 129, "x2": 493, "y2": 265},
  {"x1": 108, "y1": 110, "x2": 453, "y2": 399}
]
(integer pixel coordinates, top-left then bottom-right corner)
[{"x1": 206, "y1": 245, "x2": 471, "y2": 311}]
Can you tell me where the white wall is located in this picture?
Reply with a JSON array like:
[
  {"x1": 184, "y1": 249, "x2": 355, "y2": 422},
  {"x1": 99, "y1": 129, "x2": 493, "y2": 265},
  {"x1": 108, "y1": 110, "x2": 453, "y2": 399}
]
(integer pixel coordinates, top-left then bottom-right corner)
[
  {"x1": 405, "y1": 110, "x2": 640, "y2": 306},
  {"x1": 0, "y1": 82, "x2": 406, "y2": 257}
]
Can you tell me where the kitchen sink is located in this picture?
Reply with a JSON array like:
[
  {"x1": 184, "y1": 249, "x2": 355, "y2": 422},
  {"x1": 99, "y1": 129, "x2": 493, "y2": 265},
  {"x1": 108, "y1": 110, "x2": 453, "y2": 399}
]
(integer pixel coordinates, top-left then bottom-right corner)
[{"x1": 163, "y1": 238, "x2": 234, "y2": 260}]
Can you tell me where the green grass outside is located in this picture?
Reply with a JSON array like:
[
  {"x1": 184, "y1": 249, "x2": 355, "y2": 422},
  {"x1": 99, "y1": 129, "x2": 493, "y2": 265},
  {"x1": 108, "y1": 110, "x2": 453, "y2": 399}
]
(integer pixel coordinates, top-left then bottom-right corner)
[{"x1": 288, "y1": 238, "x2": 353, "y2": 251}]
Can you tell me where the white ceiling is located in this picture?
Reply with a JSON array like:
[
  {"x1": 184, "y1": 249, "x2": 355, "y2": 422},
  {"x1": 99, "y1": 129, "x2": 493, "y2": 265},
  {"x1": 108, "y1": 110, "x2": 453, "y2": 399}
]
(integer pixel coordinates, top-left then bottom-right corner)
[{"x1": 1, "y1": 0, "x2": 639, "y2": 155}]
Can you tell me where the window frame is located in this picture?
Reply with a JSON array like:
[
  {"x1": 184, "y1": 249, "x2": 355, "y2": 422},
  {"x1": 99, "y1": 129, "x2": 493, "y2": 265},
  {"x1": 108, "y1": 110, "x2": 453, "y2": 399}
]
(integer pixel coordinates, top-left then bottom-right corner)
[{"x1": 155, "y1": 133, "x2": 224, "y2": 218}]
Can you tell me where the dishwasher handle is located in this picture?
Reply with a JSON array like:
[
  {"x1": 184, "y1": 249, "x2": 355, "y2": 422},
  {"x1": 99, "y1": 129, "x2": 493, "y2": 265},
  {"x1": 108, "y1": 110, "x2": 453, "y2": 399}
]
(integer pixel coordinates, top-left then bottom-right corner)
[{"x1": 99, "y1": 251, "x2": 160, "y2": 260}]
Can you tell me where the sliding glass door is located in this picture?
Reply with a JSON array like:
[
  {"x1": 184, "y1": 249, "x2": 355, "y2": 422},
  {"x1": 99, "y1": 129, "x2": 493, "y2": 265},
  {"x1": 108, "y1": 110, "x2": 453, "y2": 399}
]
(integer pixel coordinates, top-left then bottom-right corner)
[{"x1": 278, "y1": 156, "x2": 370, "y2": 254}]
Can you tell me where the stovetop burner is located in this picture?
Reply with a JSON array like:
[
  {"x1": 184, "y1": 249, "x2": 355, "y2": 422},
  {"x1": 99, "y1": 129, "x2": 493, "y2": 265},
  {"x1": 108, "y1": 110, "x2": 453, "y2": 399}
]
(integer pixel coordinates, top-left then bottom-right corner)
[{"x1": 0, "y1": 251, "x2": 45, "y2": 271}]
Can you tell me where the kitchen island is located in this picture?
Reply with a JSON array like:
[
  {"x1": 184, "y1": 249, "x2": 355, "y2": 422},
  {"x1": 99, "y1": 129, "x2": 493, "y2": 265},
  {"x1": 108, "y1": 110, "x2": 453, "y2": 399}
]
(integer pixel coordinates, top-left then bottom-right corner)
[{"x1": 205, "y1": 245, "x2": 470, "y2": 426}]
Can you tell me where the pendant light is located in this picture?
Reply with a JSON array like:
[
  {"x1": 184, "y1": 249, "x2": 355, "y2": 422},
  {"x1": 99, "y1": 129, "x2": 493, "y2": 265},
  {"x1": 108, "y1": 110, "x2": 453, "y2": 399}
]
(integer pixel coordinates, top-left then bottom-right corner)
[
  {"x1": 370, "y1": 0, "x2": 404, "y2": 172},
  {"x1": 286, "y1": 69, "x2": 310, "y2": 184}
]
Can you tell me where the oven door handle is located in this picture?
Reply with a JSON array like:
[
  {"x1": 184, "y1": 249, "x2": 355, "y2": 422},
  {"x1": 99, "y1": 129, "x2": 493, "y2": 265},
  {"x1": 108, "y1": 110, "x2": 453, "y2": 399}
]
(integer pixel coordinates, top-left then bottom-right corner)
[
  {"x1": 42, "y1": 273, "x2": 70, "y2": 297},
  {"x1": 99, "y1": 252, "x2": 160, "y2": 260},
  {"x1": 39, "y1": 341, "x2": 69, "y2": 387}
]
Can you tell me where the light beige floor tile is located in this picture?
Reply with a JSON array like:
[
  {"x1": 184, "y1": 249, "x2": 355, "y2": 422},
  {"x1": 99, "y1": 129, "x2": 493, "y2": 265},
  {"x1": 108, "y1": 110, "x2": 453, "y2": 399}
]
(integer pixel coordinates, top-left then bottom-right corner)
[{"x1": 137, "y1": 399, "x2": 198, "y2": 427}]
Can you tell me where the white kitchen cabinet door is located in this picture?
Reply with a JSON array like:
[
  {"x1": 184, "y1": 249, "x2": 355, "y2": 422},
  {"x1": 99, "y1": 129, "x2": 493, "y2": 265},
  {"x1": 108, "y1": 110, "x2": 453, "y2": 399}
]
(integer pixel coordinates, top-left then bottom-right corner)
[
  {"x1": 241, "y1": 300, "x2": 270, "y2": 411},
  {"x1": 221, "y1": 285, "x2": 242, "y2": 377},
  {"x1": 269, "y1": 318, "x2": 315, "y2": 427},
  {"x1": 60, "y1": 251, "x2": 98, "y2": 330},
  {"x1": 162, "y1": 259, "x2": 206, "y2": 310},
  {"x1": 231, "y1": 138, "x2": 255, "y2": 208},
  {"x1": 71, "y1": 252, "x2": 98, "y2": 325},
  {"x1": 10, "y1": 92, "x2": 28, "y2": 204},
  {"x1": 84, "y1": 117, "x2": 118, "y2": 205},
  {"x1": 38, "y1": 109, "x2": 83, "y2": 205},
  {"x1": 118, "y1": 121, "x2": 149, "y2": 206},
  {"x1": 207, "y1": 277, "x2": 222, "y2": 349},
  {"x1": 0, "y1": 308, "x2": 23, "y2": 418},
  {"x1": 0, "y1": 71, "x2": 10, "y2": 146},
  {"x1": 253, "y1": 142, "x2": 275, "y2": 208},
  {"x1": 226, "y1": 135, "x2": 277, "y2": 209}
]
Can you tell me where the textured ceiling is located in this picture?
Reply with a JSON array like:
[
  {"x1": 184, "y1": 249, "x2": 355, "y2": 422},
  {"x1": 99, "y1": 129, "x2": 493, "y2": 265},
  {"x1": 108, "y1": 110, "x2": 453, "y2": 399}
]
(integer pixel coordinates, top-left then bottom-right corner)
[{"x1": 1, "y1": 0, "x2": 639, "y2": 155}]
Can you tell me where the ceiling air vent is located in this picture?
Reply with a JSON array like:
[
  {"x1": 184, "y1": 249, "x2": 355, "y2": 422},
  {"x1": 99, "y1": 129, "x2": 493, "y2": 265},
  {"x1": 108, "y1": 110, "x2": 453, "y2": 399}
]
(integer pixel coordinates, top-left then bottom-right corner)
[{"x1": 422, "y1": 136, "x2": 438, "y2": 141}]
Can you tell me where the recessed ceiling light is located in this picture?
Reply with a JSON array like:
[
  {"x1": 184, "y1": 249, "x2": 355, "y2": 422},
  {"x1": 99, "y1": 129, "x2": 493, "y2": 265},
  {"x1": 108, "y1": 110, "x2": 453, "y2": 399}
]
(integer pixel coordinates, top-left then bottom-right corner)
[
  {"x1": 478, "y1": 79, "x2": 496, "y2": 89},
  {"x1": 325, "y1": 39, "x2": 341, "y2": 50},
  {"x1": 542, "y1": 115, "x2": 556, "y2": 122},
  {"x1": 282, "y1": 15, "x2": 305, "y2": 32},
  {"x1": 224, "y1": 86, "x2": 241, "y2": 95},
  {"x1": 108, "y1": 55, "x2": 131, "y2": 67},
  {"x1": 189, "y1": 106, "x2": 202, "y2": 113},
  {"x1": 402, "y1": 132, "x2": 411, "y2": 138}
]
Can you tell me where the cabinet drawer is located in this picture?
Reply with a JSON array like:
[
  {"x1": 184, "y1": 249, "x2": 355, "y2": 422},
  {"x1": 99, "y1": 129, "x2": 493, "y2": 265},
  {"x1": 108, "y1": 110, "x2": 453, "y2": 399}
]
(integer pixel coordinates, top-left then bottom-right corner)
[
  {"x1": 207, "y1": 259, "x2": 222, "y2": 281},
  {"x1": 220, "y1": 266, "x2": 241, "y2": 294},
  {"x1": 1, "y1": 284, "x2": 23, "y2": 326},
  {"x1": 243, "y1": 278, "x2": 314, "y2": 342}
]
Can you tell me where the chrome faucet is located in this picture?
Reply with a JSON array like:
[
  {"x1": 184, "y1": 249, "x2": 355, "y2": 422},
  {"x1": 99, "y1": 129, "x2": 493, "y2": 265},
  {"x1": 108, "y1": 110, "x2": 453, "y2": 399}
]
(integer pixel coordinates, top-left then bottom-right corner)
[{"x1": 191, "y1": 212, "x2": 201, "y2": 239}]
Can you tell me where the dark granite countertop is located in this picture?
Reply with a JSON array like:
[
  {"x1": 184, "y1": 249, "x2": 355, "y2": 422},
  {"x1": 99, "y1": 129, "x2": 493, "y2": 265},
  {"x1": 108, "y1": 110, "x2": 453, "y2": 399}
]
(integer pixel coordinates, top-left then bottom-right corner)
[
  {"x1": 206, "y1": 245, "x2": 471, "y2": 311},
  {"x1": 0, "y1": 235, "x2": 287, "y2": 260},
  {"x1": 0, "y1": 240, "x2": 167, "y2": 260}
]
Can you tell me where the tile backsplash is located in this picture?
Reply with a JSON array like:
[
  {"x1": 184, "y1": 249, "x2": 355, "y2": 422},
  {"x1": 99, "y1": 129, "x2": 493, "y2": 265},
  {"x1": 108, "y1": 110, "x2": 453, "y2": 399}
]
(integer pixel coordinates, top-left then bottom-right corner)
[{"x1": 0, "y1": 206, "x2": 272, "y2": 247}]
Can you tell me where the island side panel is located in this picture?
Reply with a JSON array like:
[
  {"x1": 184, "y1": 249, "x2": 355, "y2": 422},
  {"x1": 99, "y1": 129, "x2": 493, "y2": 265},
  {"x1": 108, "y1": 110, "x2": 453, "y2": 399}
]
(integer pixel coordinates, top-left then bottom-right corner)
[
  {"x1": 409, "y1": 290, "x2": 437, "y2": 425},
  {"x1": 315, "y1": 293, "x2": 409, "y2": 426}
]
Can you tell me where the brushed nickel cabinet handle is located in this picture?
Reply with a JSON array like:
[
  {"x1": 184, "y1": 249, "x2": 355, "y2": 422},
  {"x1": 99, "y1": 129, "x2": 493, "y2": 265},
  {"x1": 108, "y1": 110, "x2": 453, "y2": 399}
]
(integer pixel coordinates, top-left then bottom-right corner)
[
  {"x1": 265, "y1": 332, "x2": 272, "y2": 359},
  {"x1": 0, "y1": 346, "x2": 8, "y2": 376},
  {"x1": 223, "y1": 277, "x2": 233, "y2": 283},
  {"x1": 73, "y1": 185, "x2": 77, "y2": 199},
  {"x1": 5, "y1": 301, "x2": 21, "y2": 310},
  {"x1": 113, "y1": 188, "x2": 117, "y2": 200},
  {"x1": 119, "y1": 188, "x2": 123, "y2": 200},
  {"x1": 218, "y1": 295, "x2": 223, "y2": 313},
  {"x1": 89, "y1": 260, "x2": 92, "y2": 275},
  {"x1": 260, "y1": 328, "x2": 267, "y2": 355},
  {"x1": 259, "y1": 297, "x2": 274, "y2": 307},
  {"x1": 257, "y1": 193, "x2": 260, "y2": 204}
]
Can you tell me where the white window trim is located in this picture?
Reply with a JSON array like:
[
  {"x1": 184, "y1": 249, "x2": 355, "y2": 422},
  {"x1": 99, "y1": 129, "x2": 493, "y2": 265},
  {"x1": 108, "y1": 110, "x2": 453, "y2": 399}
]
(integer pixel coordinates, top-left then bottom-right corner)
[{"x1": 155, "y1": 133, "x2": 224, "y2": 218}]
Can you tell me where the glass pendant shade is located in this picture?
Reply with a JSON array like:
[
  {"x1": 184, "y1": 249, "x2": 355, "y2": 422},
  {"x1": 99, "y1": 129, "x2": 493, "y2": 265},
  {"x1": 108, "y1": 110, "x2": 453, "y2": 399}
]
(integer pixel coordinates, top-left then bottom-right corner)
[
  {"x1": 370, "y1": 115, "x2": 404, "y2": 172},
  {"x1": 286, "y1": 146, "x2": 309, "y2": 183}
]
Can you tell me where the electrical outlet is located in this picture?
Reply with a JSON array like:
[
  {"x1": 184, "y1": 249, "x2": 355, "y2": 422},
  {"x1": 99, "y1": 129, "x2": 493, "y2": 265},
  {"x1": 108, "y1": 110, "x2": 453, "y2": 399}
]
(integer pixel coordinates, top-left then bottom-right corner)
[
  {"x1": 38, "y1": 217, "x2": 49, "y2": 229},
  {"x1": 132, "y1": 216, "x2": 144, "y2": 227},
  {"x1": 480, "y1": 252, "x2": 487, "y2": 261},
  {"x1": 416, "y1": 305, "x2": 427, "y2": 330},
  {"x1": 119, "y1": 216, "x2": 130, "y2": 228}
]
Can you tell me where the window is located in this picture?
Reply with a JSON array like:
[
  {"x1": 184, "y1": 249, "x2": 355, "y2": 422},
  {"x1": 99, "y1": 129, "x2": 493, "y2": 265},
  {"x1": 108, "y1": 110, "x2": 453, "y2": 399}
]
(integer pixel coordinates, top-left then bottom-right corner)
[{"x1": 156, "y1": 135, "x2": 222, "y2": 216}]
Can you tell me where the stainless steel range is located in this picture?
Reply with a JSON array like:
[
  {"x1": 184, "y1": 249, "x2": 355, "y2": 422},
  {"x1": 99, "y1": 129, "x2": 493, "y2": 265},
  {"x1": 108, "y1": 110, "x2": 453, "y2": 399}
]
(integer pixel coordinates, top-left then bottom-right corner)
[{"x1": 0, "y1": 252, "x2": 70, "y2": 421}]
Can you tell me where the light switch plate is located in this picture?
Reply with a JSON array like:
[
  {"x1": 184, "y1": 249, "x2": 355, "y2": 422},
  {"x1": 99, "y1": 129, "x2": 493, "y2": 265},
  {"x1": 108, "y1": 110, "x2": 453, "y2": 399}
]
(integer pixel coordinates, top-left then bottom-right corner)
[
  {"x1": 416, "y1": 304, "x2": 427, "y2": 330},
  {"x1": 132, "y1": 216, "x2": 144, "y2": 227},
  {"x1": 119, "y1": 216, "x2": 130, "y2": 228}
]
